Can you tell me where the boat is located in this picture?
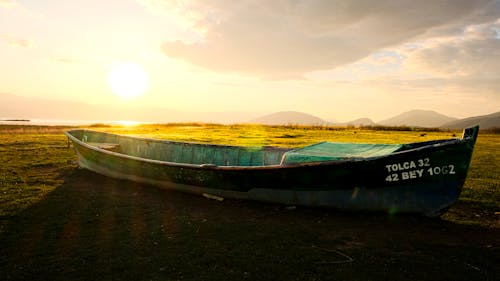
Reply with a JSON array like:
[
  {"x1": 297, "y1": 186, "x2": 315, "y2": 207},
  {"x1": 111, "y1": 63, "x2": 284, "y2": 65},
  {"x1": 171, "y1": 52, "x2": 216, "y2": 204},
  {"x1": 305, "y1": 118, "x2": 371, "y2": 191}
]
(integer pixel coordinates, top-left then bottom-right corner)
[{"x1": 65, "y1": 126, "x2": 479, "y2": 217}]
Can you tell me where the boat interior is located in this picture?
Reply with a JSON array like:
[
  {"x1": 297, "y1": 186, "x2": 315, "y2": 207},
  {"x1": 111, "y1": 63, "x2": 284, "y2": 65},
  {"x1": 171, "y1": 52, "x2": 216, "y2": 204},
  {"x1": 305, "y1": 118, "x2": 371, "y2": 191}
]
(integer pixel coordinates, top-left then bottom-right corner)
[{"x1": 67, "y1": 130, "x2": 457, "y2": 167}]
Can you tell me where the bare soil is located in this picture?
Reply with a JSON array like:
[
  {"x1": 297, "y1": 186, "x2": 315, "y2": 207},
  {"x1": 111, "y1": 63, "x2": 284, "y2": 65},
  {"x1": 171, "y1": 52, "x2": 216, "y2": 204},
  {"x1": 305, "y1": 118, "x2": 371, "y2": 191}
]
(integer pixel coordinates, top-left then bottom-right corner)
[{"x1": 1, "y1": 168, "x2": 498, "y2": 281}]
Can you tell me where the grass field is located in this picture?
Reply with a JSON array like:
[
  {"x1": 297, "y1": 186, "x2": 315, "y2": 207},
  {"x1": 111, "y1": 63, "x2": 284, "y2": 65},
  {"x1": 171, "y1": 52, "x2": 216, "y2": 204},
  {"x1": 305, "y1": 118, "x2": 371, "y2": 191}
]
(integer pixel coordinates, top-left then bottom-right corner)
[{"x1": 0, "y1": 124, "x2": 498, "y2": 280}]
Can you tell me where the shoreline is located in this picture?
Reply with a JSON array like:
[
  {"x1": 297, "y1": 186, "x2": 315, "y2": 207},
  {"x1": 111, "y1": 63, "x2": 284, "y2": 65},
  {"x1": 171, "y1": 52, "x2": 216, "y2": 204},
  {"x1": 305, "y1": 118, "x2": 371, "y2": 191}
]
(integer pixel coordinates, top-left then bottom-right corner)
[{"x1": 0, "y1": 118, "x2": 147, "y2": 126}]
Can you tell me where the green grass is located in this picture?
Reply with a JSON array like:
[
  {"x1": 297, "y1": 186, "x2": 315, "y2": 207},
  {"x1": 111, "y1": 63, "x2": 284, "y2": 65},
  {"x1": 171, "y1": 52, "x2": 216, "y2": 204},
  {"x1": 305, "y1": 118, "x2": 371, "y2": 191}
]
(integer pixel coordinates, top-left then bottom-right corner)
[
  {"x1": 441, "y1": 132, "x2": 500, "y2": 226},
  {"x1": 0, "y1": 124, "x2": 498, "y2": 281},
  {"x1": 0, "y1": 130, "x2": 76, "y2": 222}
]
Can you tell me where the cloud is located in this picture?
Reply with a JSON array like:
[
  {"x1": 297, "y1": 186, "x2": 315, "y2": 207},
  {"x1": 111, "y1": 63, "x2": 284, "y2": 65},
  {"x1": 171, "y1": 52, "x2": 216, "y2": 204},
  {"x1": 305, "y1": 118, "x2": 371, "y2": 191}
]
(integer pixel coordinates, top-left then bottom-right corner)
[
  {"x1": 0, "y1": 0, "x2": 17, "y2": 8},
  {"x1": 0, "y1": 34, "x2": 32, "y2": 48},
  {"x1": 310, "y1": 18, "x2": 500, "y2": 81},
  {"x1": 0, "y1": 0, "x2": 44, "y2": 19},
  {"x1": 300, "y1": 14, "x2": 500, "y2": 117},
  {"x1": 49, "y1": 58, "x2": 81, "y2": 64},
  {"x1": 402, "y1": 20, "x2": 500, "y2": 79},
  {"x1": 146, "y1": 0, "x2": 498, "y2": 77}
]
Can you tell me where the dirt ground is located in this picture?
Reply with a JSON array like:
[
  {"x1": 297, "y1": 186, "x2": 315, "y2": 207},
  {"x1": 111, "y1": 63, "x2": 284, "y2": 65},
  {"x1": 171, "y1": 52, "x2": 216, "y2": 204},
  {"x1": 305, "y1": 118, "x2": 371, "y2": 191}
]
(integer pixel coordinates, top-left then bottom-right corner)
[{"x1": 1, "y1": 169, "x2": 499, "y2": 281}]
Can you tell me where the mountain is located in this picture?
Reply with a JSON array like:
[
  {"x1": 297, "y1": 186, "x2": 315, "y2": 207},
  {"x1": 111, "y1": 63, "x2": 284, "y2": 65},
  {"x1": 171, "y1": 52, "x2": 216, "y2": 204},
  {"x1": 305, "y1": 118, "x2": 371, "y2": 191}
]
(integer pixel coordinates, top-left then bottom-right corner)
[
  {"x1": 378, "y1": 110, "x2": 457, "y2": 128},
  {"x1": 0, "y1": 93, "x2": 261, "y2": 124},
  {"x1": 1, "y1": 93, "x2": 97, "y2": 120},
  {"x1": 3, "y1": 93, "x2": 497, "y2": 128},
  {"x1": 0, "y1": 92, "x2": 193, "y2": 122},
  {"x1": 440, "y1": 111, "x2": 500, "y2": 129},
  {"x1": 340, "y1": 118, "x2": 377, "y2": 126},
  {"x1": 249, "y1": 111, "x2": 330, "y2": 125}
]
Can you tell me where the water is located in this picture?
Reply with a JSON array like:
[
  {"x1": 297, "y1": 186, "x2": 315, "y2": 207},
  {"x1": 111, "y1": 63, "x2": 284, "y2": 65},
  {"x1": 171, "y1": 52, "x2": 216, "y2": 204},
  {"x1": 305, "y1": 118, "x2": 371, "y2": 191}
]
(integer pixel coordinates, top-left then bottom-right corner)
[{"x1": 0, "y1": 118, "x2": 146, "y2": 126}]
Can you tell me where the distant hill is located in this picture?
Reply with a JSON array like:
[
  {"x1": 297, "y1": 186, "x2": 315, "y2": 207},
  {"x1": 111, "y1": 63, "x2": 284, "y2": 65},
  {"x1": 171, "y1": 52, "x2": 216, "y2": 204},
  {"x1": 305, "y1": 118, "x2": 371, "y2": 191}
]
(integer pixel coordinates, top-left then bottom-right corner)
[
  {"x1": 440, "y1": 111, "x2": 500, "y2": 130},
  {"x1": 379, "y1": 110, "x2": 457, "y2": 128},
  {"x1": 249, "y1": 111, "x2": 330, "y2": 125},
  {"x1": 249, "y1": 112, "x2": 376, "y2": 126},
  {"x1": 0, "y1": 92, "x2": 194, "y2": 122},
  {"x1": 3, "y1": 93, "x2": 497, "y2": 128},
  {"x1": 340, "y1": 118, "x2": 377, "y2": 126},
  {"x1": 1, "y1": 93, "x2": 99, "y2": 120},
  {"x1": 0, "y1": 93, "x2": 261, "y2": 124}
]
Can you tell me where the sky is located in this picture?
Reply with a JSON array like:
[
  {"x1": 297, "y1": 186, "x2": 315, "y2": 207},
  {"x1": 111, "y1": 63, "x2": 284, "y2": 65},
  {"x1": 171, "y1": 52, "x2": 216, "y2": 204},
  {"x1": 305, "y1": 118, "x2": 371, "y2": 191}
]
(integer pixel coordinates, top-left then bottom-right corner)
[{"x1": 1, "y1": 0, "x2": 499, "y2": 122}]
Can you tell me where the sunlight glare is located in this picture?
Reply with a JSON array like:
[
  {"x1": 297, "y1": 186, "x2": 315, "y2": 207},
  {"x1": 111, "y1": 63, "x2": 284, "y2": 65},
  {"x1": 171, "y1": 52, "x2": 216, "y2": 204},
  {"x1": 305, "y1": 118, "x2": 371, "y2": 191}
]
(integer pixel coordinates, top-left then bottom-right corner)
[
  {"x1": 107, "y1": 62, "x2": 149, "y2": 99},
  {"x1": 112, "y1": 120, "x2": 142, "y2": 126}
]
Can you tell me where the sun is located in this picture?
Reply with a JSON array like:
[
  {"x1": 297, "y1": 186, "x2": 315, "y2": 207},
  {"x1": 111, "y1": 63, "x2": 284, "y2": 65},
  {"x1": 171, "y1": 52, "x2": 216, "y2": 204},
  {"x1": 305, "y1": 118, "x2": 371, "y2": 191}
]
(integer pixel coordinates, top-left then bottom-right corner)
[{"x1": 107, "y1": 62, "x2": 149, "y2": 99}]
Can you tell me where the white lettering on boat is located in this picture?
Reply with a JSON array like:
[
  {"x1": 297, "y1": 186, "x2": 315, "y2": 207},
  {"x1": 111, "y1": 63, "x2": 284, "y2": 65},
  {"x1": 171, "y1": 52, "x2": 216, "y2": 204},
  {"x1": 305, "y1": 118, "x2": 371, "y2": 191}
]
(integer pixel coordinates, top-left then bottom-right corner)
[
  {"x1": 385, "y1": 158, "x2": 429, "y2": 172},
  {"x1": 401, "y1": 169, "x2": 424, "y2": 180},
  {"x1": 384, "y1": 158, "x2": 456, "y2": 182},
  {"x1": 427, "y1": 165, "x2": 456, "y2": 176}
]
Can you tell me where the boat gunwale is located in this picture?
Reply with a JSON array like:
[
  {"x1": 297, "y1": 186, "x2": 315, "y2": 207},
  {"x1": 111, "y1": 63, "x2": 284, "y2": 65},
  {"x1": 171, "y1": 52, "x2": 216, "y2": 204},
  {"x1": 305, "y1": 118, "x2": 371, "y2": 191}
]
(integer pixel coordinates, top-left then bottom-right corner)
[{"x1": 64, "y1": 128, "x2": 473, "y2": 171}]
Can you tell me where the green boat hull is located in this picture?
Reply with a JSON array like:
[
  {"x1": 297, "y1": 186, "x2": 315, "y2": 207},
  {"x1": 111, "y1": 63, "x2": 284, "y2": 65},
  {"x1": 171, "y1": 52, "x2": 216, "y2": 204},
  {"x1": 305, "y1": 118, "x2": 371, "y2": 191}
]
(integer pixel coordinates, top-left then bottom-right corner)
[{"x1": 65, "y1": 126, "x2": 479, "y2": 216}]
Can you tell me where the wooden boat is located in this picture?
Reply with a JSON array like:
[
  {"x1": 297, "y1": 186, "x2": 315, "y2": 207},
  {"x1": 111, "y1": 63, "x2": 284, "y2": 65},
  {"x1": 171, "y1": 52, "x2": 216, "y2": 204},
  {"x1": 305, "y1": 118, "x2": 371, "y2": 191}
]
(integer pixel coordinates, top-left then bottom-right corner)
[{"x1": 65, "y1": 126, "x2": 479, "y2": 216}]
